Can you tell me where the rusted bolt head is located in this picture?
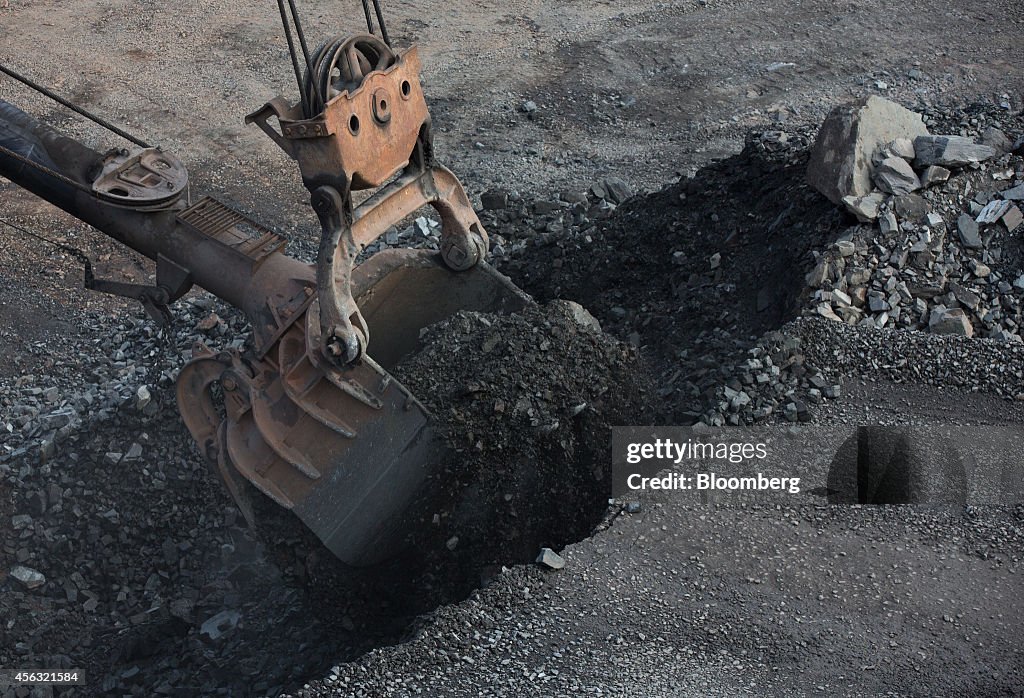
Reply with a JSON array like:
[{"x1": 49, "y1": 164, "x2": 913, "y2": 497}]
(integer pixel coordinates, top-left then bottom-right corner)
[
  {"x1": 222, "y1": 377, "x2": 238, "y2": 392},
  {"x1": 372, "y1": 88, "x2": 392, "y2": 124}
]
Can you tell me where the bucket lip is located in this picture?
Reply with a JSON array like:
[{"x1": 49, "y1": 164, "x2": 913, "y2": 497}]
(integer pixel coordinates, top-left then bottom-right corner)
[
  {"x1": 352, "y1": 248, "x2": 534, "y2": 307},
  {"x1": 351, "y1": 247, "x2": 535, "y2": 371}
]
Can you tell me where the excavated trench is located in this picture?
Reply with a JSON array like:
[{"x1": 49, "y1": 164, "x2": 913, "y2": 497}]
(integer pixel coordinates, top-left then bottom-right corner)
[
  {"x1": 12, "y1": 130, "x2": 847, "y2": 696},
  {"x1": 499, "y1": 128, "x2": 844, "y2": 421}
]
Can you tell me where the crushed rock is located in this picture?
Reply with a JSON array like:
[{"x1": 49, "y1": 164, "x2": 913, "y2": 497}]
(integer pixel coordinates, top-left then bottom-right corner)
[{"x1": 389, "y1": 300, "x2": 652, "y2": 592}]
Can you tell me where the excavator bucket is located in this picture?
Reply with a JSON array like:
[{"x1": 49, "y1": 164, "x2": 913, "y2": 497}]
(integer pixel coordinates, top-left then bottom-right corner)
[{"x1": 177, "y1": 251, "x2": 530, "y2": 566}]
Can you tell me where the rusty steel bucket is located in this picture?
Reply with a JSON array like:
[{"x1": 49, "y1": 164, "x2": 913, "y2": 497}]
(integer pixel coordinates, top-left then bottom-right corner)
[{"x1": 177, "y1": 250, "x2": 530, "y2": 565}]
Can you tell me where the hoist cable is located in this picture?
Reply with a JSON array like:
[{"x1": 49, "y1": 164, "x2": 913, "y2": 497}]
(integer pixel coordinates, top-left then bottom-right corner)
[
  {"x1": 0, "y1": 63, "x2": 152, "y2": 148},
  {"x1": 370, "y1": 0, "x2": 391, "y2": 46}
]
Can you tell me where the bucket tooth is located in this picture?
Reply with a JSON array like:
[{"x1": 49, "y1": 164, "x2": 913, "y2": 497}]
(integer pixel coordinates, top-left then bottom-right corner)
[
  {"x1": 251, "y1": 388, "x2": 323, "y2": 480},
  {"x1": 225, "y1": 414, "x2": 297, "y2": 509},
  {"x1": 280, "y1": 345, "x2": 360, "y2": 437},
  {"x1": 318, "y1": 366, "x2": 385, "y2": 409},
  {"x1": 215, "y1": 424, "x2": 257, "y2": 527},
  {"x1": 288, "y1": 389, "x2": 358, "y2": 438}
]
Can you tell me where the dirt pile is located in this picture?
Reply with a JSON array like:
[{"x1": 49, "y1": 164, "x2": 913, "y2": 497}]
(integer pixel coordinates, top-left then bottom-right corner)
[{"x1": 388, "y1": 300, "x2": 651, "y2": 597}]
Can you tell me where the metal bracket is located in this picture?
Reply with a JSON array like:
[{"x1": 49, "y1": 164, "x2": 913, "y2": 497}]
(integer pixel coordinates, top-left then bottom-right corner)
[
  {"x1": 246, "y1": 35, "x2": 488, "y2": 366},
  {"x1": 83, "y1": 253, "x2": 193, "y2": 325}
]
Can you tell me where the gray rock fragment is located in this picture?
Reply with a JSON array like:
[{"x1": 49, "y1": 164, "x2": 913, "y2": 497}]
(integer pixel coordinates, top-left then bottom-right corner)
[
  {"x1": 1000, "y1": 183, "x2": 1024, "y2": 201},
  {"x1": 873, "y1": 137, "x2": 915, "y2": 164},
  {"x1": 873, "y1": 157, "x2": 921, "y2": 195},
  {"x1": 480, "y1": 190, "x2": 509, "y2": 210},
  {"x1": 536, "y1": 547, "x2": 566, "y2": 570},
  {"x1": 40, "y1": 407, "x2": 76, "y2": 430},
  {"x1": 976, "y1": 200, "x2": 1011, "y2": 225},
  {"x1": 968, "y1": 258, "x2": 991, "y2": 278},
  {"x1": 807, "y1": 96, "x2": 928, "y2": 205},
  {"x1": 591, "y1": 177, "x2": 633, "y2": 205},
  {"x1": 928, "y1": 307, "x2": 974, "y2": 337},
  {"x1": 957, "y1": 214, "x2": 982, "y2": 249},
  {"x1": 831, "y1": 288, "x2": 852, "y2": 306},
  {"x1": 558, "y1": 300, "x2": 602, "y2": 333},
  {"x1": 805, "y1": 260, "x2": 829, "y2": 287},
  {"x1": 979, "y1": 126, "x2": 1013, "y2": 155},
  {"x1": 10, "y1": 565, "x2": 46, "y2": 589},
  {"x1": 842, "y1": 191, "x2": 887, "y2": 222},
  {"x1": 867, "y1": 290, "x2": 890, "y2": 313},
  {"x1": 949, "y1": 283, "x2": 980, "y2": 310},
  {"x1": 920, "y1": 165, "x2": 950, "y2": 188},
  {"x1": 135, "y1": 385, "x2": 152, "y2": 410},
  {"x1": 200, "y1": 610, "x2": 241, "y2": 641},
  {"x1": 1000, "y1": 205, "x2": 1022, "y2": 232},
  {"x1": 879, "y1": 211, "x2": 898, "y2": 234},
  {"x1": 893, "y1": 193, "x2": 928, "y2": 222},
  {"x1": 833, "y1": 240, "x2": 856, "y2": 257},
  {"x1": 913, "y1": 135, "x2": 996, "y2": 168},
  {"x1": 815, "y1": 303, "x2": 842, "y2": 322}
]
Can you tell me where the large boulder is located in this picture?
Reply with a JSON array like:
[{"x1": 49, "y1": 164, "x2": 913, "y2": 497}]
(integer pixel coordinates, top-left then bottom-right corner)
[{"x1": 807, "y1": 96, "x2": 929, "y2": 206}]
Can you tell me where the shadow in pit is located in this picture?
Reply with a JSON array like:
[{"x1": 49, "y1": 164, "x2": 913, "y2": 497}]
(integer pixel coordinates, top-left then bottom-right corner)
[
  {"x1": 502, "y1": 132, "x2": 849, "y2": 419},
  {"x1": 824, "y1": 426, "x2": 1024, "y2": 507}
]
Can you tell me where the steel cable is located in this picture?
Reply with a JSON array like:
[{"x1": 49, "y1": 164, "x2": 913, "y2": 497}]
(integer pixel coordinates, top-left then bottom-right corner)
[
  {"x1": 276, "y1": 0, "x2": 309, "y2": 115},
  {"x1": 0, "y1": 216, "x2": 93, "y2": 272},
  {"x1": 370, "y1": 0, "x2": 390, "y2": 46},
  {"x1": 0, "y1": 64, "x2": 152, "y2": 148},
  {"x1": 359, "y1": 0, "x2": 376, "y2": 34}
]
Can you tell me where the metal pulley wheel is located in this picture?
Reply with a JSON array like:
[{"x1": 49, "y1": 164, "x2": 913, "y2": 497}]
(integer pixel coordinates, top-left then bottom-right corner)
[
  {"x1": 302, "y1": 34, "x2": 397, "y2": 114},
  {"x1": 91, "y1": 147, "x2": 188, "y2": 209}
]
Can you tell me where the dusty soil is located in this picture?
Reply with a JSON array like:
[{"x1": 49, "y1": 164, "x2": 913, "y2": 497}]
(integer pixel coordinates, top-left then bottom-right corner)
[
  {"x1": 1, "y1": 0, "x2": 1023, "y2": 696},
  {"x1": 389, "y1": 302, "x2": 651, "y2": 602}
]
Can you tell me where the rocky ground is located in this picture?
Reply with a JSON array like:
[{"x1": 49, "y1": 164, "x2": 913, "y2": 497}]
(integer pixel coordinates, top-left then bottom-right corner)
[{"x1": 2, "y1": 0, "x2": 1024, "y2": 696}]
